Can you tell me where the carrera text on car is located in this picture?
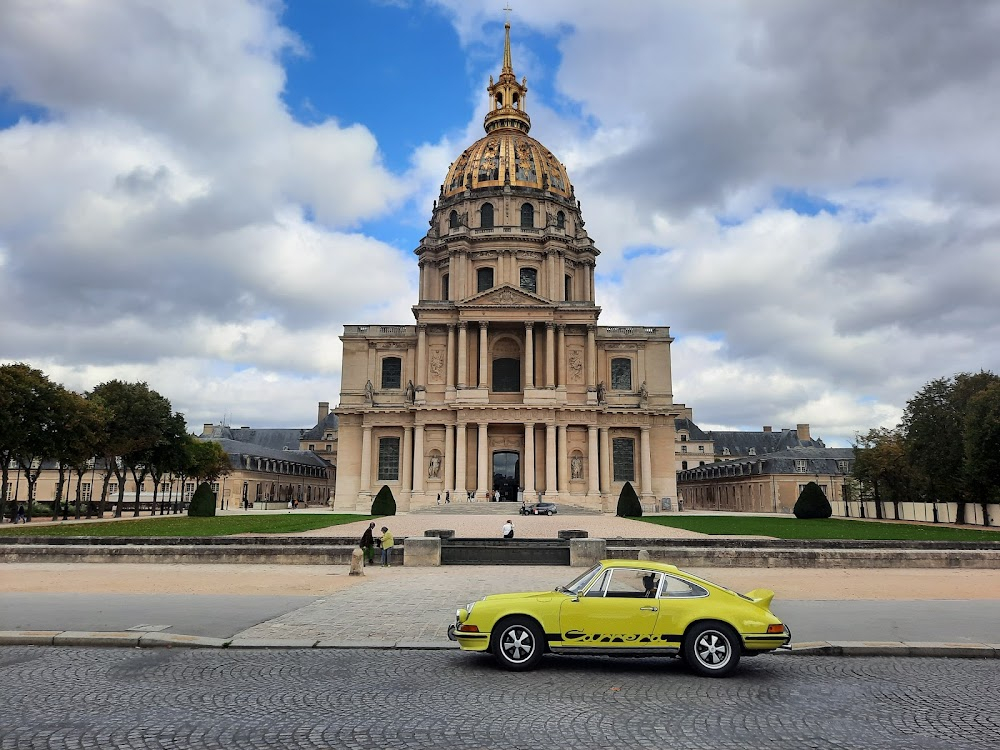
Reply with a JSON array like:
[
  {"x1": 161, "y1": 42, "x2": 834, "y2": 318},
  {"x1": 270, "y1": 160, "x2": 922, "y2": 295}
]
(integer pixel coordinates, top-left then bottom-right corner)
[{"x1": 447, "y1": 559, "x2": 790, "y2": 677}]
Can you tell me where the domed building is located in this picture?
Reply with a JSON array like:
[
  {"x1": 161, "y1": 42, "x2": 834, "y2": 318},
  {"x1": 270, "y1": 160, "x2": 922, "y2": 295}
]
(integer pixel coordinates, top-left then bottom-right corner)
[{"x1": 332, "y1": 22, "x2": 680, "y2": 512}]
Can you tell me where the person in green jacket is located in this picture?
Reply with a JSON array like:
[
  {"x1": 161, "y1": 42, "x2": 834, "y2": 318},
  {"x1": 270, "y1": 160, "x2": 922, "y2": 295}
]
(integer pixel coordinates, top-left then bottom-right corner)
[{"x1": 380, "y1": 526, "x2": 394, "y2": 567}]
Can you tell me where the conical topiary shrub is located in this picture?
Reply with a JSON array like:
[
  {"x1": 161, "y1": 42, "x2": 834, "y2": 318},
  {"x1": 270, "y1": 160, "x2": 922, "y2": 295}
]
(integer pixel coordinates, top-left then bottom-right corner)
[
  {"x1": 616, "y1": 481, "x2": 643, "y2": 517},
  {"x1": 371, "y1": 484, "x2": 396, "y2": 516},
  {"x1": 794, "y1": 481, "x2": 832, "y2": 519},
  {"x1": 187, "y1": 482, "x2": 216, "y2": 517}
]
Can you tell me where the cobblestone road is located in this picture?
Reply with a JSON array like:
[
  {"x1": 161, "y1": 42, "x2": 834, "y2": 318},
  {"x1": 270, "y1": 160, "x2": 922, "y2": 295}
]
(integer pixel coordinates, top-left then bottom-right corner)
[{"x1": 2, "y1": 647, "x2": 997, "y2": 749}]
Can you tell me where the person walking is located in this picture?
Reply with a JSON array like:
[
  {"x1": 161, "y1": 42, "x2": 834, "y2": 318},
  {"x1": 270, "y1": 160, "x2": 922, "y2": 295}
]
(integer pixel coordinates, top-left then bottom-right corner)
[
  {"x1": 380, "y1": 526, "x2": 394, "y2": 567},
  {"x1": 359, "y1": 522, "x2": 377, "y2": 565},
  {"x1": 502, "y1": 519, "x2": 514, "y2": 539}
]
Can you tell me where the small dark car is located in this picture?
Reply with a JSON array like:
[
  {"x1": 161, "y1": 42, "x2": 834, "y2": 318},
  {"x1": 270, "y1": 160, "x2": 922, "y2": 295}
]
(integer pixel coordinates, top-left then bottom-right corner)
[{"x1": 529, "y1": 502, "x2": 557, "y2": 516}]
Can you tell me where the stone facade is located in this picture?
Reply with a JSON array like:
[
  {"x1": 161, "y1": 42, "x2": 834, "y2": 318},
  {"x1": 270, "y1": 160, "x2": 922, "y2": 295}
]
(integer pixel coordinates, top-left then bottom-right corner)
[{"x1": 332, "y1": 23, "x2": 681, "y2": 513}]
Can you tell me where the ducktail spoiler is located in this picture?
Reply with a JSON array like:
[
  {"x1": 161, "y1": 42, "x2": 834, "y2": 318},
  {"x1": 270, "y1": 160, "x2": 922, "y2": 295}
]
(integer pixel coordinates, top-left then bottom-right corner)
[{"x1": 744, "y1": 588, "x2": 775, "y2": 610}]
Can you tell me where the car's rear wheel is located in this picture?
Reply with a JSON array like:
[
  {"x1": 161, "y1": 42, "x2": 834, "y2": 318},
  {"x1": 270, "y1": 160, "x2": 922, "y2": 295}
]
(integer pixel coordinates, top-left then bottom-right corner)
[
  {"x1": 683, "y1": 621, "x2": 741, "y2": 677},
  {"x1": 491, "y1": 616, "x2": 544, "y2": 671}
]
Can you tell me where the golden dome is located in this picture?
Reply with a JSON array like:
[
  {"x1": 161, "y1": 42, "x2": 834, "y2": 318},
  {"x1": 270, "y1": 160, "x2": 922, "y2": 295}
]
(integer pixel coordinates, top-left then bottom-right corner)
[{"x1": 442, "y1": 131, "x2": 572, "y2": 199}]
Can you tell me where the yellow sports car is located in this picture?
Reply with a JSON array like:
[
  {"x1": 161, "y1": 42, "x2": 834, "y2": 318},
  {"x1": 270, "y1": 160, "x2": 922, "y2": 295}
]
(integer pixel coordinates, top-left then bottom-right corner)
[{"x1": 447, "y1": 559, "x2": 790, "y2": 677}]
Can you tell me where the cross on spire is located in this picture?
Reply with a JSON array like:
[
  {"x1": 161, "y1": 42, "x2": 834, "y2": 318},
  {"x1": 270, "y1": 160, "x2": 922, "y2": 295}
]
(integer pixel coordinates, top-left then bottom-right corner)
[{"x1": 503, "y1": 3, "x2": 513, "y2": 25}]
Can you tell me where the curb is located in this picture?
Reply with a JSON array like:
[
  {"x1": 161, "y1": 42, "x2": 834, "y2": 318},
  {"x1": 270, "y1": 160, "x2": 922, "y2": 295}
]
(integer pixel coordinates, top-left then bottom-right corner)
[{"x1": 0, "y1": 631, "x2": 997, "y2": 657}]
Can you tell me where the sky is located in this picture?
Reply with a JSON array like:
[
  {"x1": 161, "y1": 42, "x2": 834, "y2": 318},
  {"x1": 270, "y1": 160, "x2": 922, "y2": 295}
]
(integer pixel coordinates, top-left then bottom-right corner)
[{"x1": 2, "y1": 0, "x2": 999, "y2": 447}]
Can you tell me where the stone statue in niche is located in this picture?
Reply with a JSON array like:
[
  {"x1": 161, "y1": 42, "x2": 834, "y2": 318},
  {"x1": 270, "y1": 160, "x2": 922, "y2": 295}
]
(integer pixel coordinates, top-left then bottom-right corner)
[
  {"x1": 405, "y1": 380, "x2": 416, "y2": 404},
  {"x1": 638, "y1": 381, "x2": 648, "y2": 404},
  {"x1": 428, "y1": 454, "x2": 441, "y2": 479},
  {"x1": 596, "y1": 381, "x2": 607, "y2": 404},
  {"x1": 571, "y1": 455, "x2": 583, "y2": 480},
  {"x1": 364, "y1": 379, "x2": 374, "y2": 405}
]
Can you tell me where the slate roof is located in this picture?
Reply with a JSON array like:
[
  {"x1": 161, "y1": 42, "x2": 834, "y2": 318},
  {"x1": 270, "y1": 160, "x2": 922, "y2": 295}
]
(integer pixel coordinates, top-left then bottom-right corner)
[
  {"x1": 707, "y1": 428, "x2": 825, "y2": 457},
  {"x1": 300, "y1": 412, "x2": 340, "y2": 441},
  {"x1": 201, "y1": 425, "x2": 307, "y2": 452},
  {"x1": 679, "y1": 446, "x2": 855, "y2": 480},
  {"x1": 674, "y1": 418, "x2": 710, "y2": 441},
  {"x1": 203, "y1": 437, "x2": 329, "y2": 471}
]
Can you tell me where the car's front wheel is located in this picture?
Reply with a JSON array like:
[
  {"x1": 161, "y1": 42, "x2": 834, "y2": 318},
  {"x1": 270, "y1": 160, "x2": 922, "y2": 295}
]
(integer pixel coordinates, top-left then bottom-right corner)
[
  {"x1": 491, "y1": 616, "x2": 544, "y2": 671},
  {"x1": 683, "y1": 621, "x2": 741, "y2": 677}
]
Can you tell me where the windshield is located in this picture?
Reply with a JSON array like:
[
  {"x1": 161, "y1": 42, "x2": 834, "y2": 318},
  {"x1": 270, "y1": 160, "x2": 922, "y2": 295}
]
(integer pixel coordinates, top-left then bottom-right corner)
[{"x1": 561, "y1": 564, "x2": 603, "y2": 595}]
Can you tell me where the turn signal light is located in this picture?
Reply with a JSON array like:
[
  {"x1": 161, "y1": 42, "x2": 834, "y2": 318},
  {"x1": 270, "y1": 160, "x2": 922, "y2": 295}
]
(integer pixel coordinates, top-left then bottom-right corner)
[
  {"x1": 458, "y1": 624, "x2": 480, "y2": 633},
  {"x1": 767, "y1": 624, "x2": 785, "y2": 634}
]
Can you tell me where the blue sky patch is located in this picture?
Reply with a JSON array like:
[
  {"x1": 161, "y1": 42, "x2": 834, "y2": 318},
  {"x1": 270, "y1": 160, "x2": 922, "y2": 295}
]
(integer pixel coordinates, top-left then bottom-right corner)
[{"x1": 774, "y1": 188, "x2": 841, "y2": 216}]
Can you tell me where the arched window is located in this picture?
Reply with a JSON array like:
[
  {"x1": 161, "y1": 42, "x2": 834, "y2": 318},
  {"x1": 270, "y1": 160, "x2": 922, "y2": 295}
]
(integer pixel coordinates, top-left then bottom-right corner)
[
  {"x1": 477, "y1": 267, "x2": 494, "y2": 292},
  {"x1": 520, "y1": 203, "x2": 534, "y2": 228},
  {"x1": 556, "y1": 211, "x2": 565, "y2": 229},
  {"x1": 512, "y1": 93, "x2": 520, "y2": 110},
  {"x1": 519, "y1": 267, "x2": 537, "y2": 294},
  {"x1": 480, "y1": 202, "x2": 494, "y2": 229},
  {"x1": 381, "y1": 357, "x2": 402, "y2": 389},
  {"x1": 495, "y1": 94, "x2": 503, "y2": 109},
  {"x1": 493, "y1": 358, "x2": 521, "y2": 392},
  {"x1": 441, "y1": 273, "x2": 449, "y2": 301},
  {"x1": 611, "y1": 358, "x2": 632, "y2": 391},
  {"x1": 449, "y1": 210, "x2": 459, "y2": 229},
  {"x1": 564, "y1": 274, "x2": 572, "y2": 301}
]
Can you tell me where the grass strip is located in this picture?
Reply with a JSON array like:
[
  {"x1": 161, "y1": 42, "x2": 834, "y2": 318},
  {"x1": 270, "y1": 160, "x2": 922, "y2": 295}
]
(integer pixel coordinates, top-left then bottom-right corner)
[{"x1": 0, "y1": 514, "x2": 374, "y2": 538}]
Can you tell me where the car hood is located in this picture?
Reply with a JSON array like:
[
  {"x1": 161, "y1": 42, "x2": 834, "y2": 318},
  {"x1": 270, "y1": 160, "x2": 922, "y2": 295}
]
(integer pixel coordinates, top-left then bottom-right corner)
[{"x1": 481, "y1": 590, "x2": 560, "y2": 603}]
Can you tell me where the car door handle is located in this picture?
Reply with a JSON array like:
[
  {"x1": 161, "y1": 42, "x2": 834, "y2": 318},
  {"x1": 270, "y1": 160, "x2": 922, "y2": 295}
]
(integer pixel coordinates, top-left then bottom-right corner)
[{"x1": 639, "y1": 606, "x2": 658, "y2": 612}]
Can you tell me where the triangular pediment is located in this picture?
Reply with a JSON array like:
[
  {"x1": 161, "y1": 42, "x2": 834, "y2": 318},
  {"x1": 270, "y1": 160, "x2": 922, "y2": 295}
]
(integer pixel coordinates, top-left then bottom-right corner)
[{"x1": 460, "y1": 284, "x2": 552, "y2": 307}]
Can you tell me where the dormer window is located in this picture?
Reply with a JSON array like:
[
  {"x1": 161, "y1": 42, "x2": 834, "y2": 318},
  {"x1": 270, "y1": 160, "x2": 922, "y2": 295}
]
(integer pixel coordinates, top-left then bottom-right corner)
[{"x1": 748, "y1": 448, "x2": 756, "y2": 456}]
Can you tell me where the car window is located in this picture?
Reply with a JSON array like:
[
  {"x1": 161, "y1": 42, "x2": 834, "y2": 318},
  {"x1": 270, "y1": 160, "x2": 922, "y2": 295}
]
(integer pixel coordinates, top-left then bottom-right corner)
[
  {"x1": 586, "y1": 569, "x2": 661, "y2": 598},
  {"x1": 564, "y1": 564, "x2": 602, "y2": 595},
  {"x1": 660, "y1": 574, "x2": 709, "y2": 598}
]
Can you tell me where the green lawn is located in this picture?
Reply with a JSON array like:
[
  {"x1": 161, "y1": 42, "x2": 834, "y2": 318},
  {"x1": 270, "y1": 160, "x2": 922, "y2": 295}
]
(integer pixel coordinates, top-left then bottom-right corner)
[
  {"x1": 638, "y1": 515, "x2": 1000, "y2": 542},
  {"x1": 0, "y1": 514, "x2": 373, "y2": 538}
]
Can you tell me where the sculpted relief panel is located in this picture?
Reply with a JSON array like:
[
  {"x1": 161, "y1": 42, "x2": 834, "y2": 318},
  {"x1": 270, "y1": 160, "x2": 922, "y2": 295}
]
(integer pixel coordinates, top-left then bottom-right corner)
[
  {"x1": 429, "y1": 347, "x2": 446, "y2": 384},
  {"x1": 568, "y1": 348, "x2": 585, "y2": 383}
]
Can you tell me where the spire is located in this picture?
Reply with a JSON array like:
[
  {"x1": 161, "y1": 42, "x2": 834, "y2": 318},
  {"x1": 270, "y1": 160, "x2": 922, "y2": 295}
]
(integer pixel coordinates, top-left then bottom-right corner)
[{"x1": 485, "y1": 16, "x2": 530, "y2": 134}]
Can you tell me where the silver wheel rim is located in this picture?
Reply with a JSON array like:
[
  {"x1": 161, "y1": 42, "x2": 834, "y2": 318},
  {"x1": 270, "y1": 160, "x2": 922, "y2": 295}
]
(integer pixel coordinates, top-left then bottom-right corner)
[
  {"x1": 694, "y1": 629, "x2": 732, "y2": 669},
  {"x1": 500, "y1": 625, "x2": 535, "y2": 663}
]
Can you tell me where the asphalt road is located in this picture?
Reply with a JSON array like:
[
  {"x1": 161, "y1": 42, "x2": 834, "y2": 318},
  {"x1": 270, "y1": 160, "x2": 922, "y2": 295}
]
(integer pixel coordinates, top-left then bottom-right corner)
[
  {"x1": 1, "y1": 647, "x2": 997, "y2": 749},
  {"x1": 3, "y1": 593, "x2": 1000, "y2": 644}
]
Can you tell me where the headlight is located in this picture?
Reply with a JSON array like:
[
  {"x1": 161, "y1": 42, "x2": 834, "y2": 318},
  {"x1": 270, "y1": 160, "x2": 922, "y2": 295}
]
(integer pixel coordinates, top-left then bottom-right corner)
[{"x1": 466, "y1": 602, "x2": 476, "y2": 615}]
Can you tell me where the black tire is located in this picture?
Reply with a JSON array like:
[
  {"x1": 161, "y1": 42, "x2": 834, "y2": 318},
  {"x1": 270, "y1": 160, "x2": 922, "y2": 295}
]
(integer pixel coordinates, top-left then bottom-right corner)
[
  {"x1": 682, "y1": 621, "x2": 741, "y2": 677},
  {"x1": 491, "y1": 616, "x2": 545, "y2": 671},
  {"x1": 546, "y1": 510, "x2": 553, "y2": 516}
]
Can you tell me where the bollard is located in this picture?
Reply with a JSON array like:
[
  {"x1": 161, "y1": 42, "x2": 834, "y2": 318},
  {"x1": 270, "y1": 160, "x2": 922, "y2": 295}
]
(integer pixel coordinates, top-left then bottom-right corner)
[{"x1": 349, "y1": 547, "x2": 365, "y2": 576}]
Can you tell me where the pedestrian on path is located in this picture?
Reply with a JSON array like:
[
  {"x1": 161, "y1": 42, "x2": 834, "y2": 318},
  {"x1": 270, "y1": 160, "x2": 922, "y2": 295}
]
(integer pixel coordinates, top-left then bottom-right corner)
[
  {"x1": 380, "y1": 526, "x2": 394, "y2": 566},
  {"x1": 359, "y1": 522, "x2": 377, "y2": 565},
  {"x1": 502, "y1": 519, "x2": 514, "y2": 539}
]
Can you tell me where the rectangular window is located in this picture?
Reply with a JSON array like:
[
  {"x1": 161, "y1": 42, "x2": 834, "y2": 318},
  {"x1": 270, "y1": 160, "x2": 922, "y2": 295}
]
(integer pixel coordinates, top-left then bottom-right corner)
[
  {"x1": 477, "y1": 267, "x2": 494, "y2": 292},
  {"x1": 211, "y1": 482, "x2": 220, "y2": 497},
  {"x1": 610, "y1": 358, "x2": 632, "y2": 390},
  {"x1": 442, "y1": 273, "x2": 450, "y2": 300},
  {"x1": 681, "y1": 445, "x2": 687, "y2": 453},
  {"x1": 681, "y1": 461, "x2": 688, "y2": 470},
  {"x1": 794, "y1": 460, "x2": 808, "y2": 474},
  {"x1": 308, "y1": 444, "x2": 315, "y2": 451},
  {"x1": 184, "y1": 482, "x2": 195, "y2": 498},
  {"x1": 519, "y1": 267, "x2": 537, "y2": 293},
  {"x1": 612, "y1": 437, "x2": 635, "y2": 482},
  {"x1": 564, "y1": 274, "x2": 572, "y2": 301},
  {"x1": 326, "y1": 444, "x2": 332, "y2": 452},
  {"x1": 109, "y1": 483, "x2": 118, "y2": 496},
  {"x1": 837, "y1": 460, "x2": 849, "y2": 474},
  {"x1": 680, "y1": 435, "x2": 687, "y2": 442},
  {"x1": 698, "y1": 445, "x2": 704, "y2": 452},
  {"x1": 378, "y1": 437, "x2": 400, "y2": 481},
  {"x1": 381, "y1": 357, "x2": 402, "y2": 389}
]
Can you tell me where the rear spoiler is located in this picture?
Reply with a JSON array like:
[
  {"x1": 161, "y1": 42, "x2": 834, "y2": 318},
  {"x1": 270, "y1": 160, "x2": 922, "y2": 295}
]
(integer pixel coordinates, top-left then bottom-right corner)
[{"x1": 744, "y1": 588, "x2": 775, "y2": 610}]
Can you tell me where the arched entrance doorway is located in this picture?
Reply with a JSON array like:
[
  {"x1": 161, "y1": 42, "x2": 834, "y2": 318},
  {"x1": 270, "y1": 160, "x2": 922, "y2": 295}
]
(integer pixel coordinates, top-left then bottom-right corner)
[{"x1": 492, "y1": 451, "x2": 520, "y2": 502}]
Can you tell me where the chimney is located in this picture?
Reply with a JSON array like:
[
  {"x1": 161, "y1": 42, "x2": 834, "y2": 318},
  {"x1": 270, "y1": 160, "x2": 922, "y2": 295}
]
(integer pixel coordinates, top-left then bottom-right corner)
[
  {"x1": 762, "y1": 426, "x2": 772, "y2": 433},
  {"x1": 202, "y1": 423, "x2": 213, "y2": 435},
  {"x1": 318, "y1": 401, "x2": 330, "y2": 423},
  {"x1": 796, "y1": 423, "x2": 811, "y2": 441}
]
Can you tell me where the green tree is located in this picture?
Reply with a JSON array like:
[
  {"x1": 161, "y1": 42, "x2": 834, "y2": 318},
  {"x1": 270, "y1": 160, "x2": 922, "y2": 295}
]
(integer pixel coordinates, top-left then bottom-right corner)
[
  {"x1": 853, "y1": 427, "x2": 916, "y2": 521},
  {"x1": 794, "y1": 481, "x2": 832, "y2": 519},
  {"x1": 48, "y1": 391, "x2": 105, "y2": 521},
  {"x1": 7, "y1": 367, "x2": 66, "y2": 522},
  {"x1": 616, "y1": 481, "x2": 643, "y2": 517},
  {"x1": 963, "y1": 382, "x2": 1000, "y2": 526},
  {"x1": 144, "y1": 412, "x2": 189, "y2": 516},
  {"x1": 371, "y1": 485, "x2": 396, "y2": 516}
]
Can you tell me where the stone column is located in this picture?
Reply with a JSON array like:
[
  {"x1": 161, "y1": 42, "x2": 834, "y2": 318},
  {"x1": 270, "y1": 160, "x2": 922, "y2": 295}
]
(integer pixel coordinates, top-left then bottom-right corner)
[
  {"x1": 599, "y1": 427, "x2": 611, "y2": 494},
  {"x1": 557, "y1": 424, "x2": 569, "y2": 492},
  {"x1": 523, "y1": 422, "x2": 535, "y2": 496},
  {"x1": 413, "y1": 425, "x2": 425, "y2": 493},
  {"x1": 455, "y1": 423, "x2": 467, "y2": 493},
  {"x1": 402, "y1": 426, "x2": 413, "y2": 491},
  {"x1": 640, "y1": 426, "x2": 653, "y2": 498},
  {"x1": 444, "y1": 424, "x2": 455, "y2": 491},
  {"x1": 545, "y1": 423, "x2": 557, "y2": 495},
  {"x1": 478, "y1": 321, "x2": 489, "y2": 388},
  {"x1": 588, "y1": 425, "x2": 600, "y2": 496},
  {"x1": 360, "y1": 425, "x2": 372, "y2": 493},
  {"x1": 477, "y1": 423, "x2": 489, "y2": 495},
  {"x1": 587, "y1": 324, "x2": 597, "y2": 389},
  {"x1": 557, "y1": 324, "x2": 566, "y2": 387},
  {"x1": 446, "y1": 324, "x2": 456, "y2": 390},
  {"x1": 524, "y1": 323, "x2": 534, "y2": 388},
  {"x1": 457, "y1": 322, "x2": 468, "y2": 389},
  {"x1": 416, "y1": 324, "x2": 427, "y2": 387},
  {"x1": 545, "y1": 322, "x2": 555, "y2": 388}
]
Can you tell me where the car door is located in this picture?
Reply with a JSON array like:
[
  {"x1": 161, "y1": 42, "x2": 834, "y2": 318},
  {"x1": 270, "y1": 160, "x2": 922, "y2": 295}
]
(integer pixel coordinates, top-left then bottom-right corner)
[
  {"x1": 651, "y1": 574, "x2": 712, "y2": 647},
  {"x1": 558, "y1": 568, "x2": 661, "y2": 648}
]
